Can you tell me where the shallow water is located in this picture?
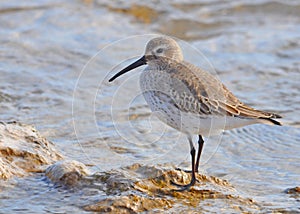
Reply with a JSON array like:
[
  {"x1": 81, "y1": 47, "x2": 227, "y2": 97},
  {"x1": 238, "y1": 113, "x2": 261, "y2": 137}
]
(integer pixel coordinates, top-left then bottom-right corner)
[{"x1": 0, "y1": 0, "x2": 299, "y2": 213}]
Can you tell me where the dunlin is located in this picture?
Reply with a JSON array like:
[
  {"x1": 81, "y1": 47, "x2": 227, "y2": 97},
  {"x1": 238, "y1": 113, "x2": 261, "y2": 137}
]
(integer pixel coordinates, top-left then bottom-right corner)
[{"x1": 109, "y1": 36, "x2": 281, "y2": 190}]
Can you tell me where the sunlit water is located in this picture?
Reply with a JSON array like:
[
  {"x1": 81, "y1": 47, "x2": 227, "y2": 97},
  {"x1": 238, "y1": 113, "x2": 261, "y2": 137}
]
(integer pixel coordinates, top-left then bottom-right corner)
[{"x1": 0, "y1": 0, "x2": 299, "y2": 212}]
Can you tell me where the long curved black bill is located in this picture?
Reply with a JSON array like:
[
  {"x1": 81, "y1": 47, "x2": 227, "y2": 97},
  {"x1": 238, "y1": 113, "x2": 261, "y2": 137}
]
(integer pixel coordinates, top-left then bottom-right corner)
[{"x1": 109, "y1": 56, "x2": 147, "y2": 82}]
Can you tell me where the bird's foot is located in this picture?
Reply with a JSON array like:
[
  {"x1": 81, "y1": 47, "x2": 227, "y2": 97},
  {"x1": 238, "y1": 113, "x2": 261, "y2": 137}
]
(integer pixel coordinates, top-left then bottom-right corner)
[{"x1": 170, "y1": 177, "x2": 197, "y2": 191}]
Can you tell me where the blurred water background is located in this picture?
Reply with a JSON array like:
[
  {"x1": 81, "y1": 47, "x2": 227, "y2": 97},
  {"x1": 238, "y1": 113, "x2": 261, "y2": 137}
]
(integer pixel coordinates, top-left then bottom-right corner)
[{"x1": 0, "y1": 0, "x2": 299, "y2": 213}]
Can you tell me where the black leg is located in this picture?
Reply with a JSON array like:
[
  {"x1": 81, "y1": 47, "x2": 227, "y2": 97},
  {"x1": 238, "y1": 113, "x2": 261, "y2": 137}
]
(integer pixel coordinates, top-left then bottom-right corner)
[
  {"x1": 195, "y1": 135, "x2": 204, "y2": 173},
  {"x1": 171, "y1": 136, "x2": 197, "y2": 191}
]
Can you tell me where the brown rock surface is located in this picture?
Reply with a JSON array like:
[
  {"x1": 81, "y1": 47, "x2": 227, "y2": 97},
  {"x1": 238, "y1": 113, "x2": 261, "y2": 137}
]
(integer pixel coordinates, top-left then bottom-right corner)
[
  {"x1": 0, "y1": 121, "x2": 63, "y2": 179},
  {"x1": 82, "y1": 164, "x2": 260, "y2": 213},
  {"x1": 285, "y1": 186, "x2": 300, "y2": 194},
  {"x1": 84, "y1": 194, "x2": 173, "y2": 213}
]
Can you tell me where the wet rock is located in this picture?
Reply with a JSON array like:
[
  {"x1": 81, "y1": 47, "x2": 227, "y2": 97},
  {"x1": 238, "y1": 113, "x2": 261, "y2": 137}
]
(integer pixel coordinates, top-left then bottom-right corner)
[
  {"x1": 46, "y1": 160, "x2": 90, "y2": 186},
  {"x1": 0, "y1": 121, "x2": 63, "y2": 179},
  {"x1": 82, "y1": 164, "x2": 260, "y2": 213},
  {"x1": 0, "y1": 156, "x2": 24, "y2": 179},
  {"x1": 83, "y1": 194, "x2": 173, "y2": 213},
  {"x1": 285, "y1": 186, "x2": 300, "y2": 194}
]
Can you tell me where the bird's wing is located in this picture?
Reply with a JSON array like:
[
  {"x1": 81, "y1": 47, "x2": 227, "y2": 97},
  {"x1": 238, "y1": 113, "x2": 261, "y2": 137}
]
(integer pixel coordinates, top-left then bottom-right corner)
[{"x1": 163, "y1": 60, "x2": 281, "y2": 120}]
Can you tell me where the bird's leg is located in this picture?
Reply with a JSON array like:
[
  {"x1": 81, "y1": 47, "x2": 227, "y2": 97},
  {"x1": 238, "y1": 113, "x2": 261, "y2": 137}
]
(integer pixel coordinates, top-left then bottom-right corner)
[
  {"x1": 195, "y1": 135, "x2": 204, "y2": 173},
  {"x1": 176, "y1": 135, "x2": 204, "y2": 173},
  {"x1": 171, "y1": 136, "x2": 197, "y2": 191}
]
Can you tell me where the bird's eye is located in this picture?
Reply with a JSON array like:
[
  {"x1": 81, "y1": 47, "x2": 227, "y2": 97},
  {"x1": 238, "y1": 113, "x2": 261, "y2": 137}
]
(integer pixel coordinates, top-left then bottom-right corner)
[{"x1": 156, "y1": 48, "x2": 163, "y2": 53}]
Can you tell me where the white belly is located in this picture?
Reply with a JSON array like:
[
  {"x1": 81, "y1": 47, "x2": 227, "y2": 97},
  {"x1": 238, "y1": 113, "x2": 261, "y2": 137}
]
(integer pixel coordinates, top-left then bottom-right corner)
[{"x1": 142, "y1": 91, "x2": 219, "y2": 136}]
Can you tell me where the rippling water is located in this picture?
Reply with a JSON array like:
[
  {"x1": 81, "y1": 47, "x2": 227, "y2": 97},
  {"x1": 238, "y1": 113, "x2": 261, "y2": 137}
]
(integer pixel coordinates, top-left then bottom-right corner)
[{"x1": 0, "y1": 0, "x2": 299, "y2": 212}]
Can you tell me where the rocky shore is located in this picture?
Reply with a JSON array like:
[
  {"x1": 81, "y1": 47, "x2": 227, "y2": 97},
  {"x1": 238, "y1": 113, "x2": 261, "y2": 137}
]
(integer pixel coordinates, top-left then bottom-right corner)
[{"x1": 1, "y1": 121, "x2": 298, "y2": 213}]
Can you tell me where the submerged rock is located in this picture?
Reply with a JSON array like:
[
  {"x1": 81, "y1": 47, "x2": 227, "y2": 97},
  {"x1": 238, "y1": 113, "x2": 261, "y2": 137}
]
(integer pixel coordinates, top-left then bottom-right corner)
[
  {"x1": 45, "y1": 160, "x2": 90, "y2": 186},
  {"x1": 0, "y1": 121, "x2": 63, "y2": 179},
  {"x1": 285, "y1": 186, "x2": 300, "y2": 194},
  {"x1": 106, "y1": 4, "x2": 159, "y2": 24}
]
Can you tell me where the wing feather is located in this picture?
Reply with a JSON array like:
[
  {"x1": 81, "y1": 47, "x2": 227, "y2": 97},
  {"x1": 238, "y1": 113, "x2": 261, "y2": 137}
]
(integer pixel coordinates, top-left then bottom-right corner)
[{"x1": 162, "y1": 60, "x2": 281, "y2": 120}]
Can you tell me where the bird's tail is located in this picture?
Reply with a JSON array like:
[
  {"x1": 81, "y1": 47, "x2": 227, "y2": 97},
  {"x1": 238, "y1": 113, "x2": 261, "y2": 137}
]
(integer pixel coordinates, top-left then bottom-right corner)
[
  {"x1": 258, "y1": 113, "x2": 282, "y2": 126},
  {"x1": 235, "y1": 104, "x2": 282, "y2": 126}
]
